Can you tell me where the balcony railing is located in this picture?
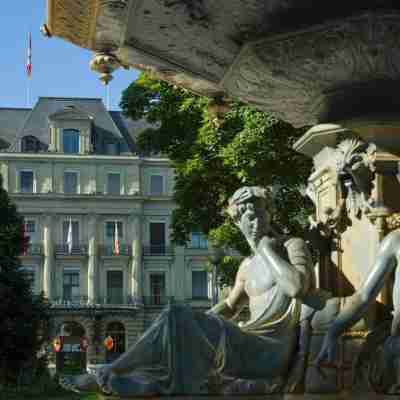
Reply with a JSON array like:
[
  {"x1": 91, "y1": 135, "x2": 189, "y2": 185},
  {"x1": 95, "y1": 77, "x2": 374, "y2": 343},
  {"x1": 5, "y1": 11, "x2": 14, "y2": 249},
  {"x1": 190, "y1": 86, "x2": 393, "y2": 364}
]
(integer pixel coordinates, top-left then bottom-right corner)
[
  {"x1": 22, "y1": 243, "x2": 43, "y2": 256},
  {"x1": 99, "y1": 244, "x2": 132, "y2": 256},
  {"x1": 55, "y1": 243, "x2": 88, "y2": 256},
  {"x1": 142, "y1": 295, "x2": 175, "y2": 306},
  {"x1": 51, "y1": 295, "x2": 143, "y2": 308},
  {"x1": 143, "y1": 245, "x2": 174, "y2": 256}
]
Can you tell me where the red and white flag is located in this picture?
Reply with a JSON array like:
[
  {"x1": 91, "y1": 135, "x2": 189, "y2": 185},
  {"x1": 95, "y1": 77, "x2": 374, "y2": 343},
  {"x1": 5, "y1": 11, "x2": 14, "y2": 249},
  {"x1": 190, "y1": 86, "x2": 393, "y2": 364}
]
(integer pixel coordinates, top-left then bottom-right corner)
[
  {"x1": 114, "y1": 221, "x2": 120, "y2": 255},
  {"x1": 26, "y1": 32, "x2": 32, "y2": 78}
]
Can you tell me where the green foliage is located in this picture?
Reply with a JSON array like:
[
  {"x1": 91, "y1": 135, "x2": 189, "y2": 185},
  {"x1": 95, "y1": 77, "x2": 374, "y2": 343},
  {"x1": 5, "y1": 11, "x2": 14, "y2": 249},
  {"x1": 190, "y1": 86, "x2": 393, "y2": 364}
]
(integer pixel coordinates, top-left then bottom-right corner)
[
  {"x1": 121, "y1": 73, "x2": 313, "y2": 286},
  {"x1": 0, "y1": 176, "x2": 50, "y2": 384}
]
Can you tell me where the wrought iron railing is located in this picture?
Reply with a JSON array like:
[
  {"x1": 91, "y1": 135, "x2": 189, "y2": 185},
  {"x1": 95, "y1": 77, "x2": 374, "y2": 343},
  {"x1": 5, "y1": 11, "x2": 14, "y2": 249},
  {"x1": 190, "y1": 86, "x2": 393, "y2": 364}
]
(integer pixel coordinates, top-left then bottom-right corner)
[
  {"x1": 51, "y1": 295, "x2": 143, "y2": 308},
  {"x1": 142, "y1": 295, "x2": 175, "y2": 306},
  {"x1": 99, "y1": 244, "x2": 131, "y2": 256},
  {"x1": 142, "y1": 245, "x2": 174, "y2": 256},
  {"x1": 55, "y1": 243, "x2": 88, "y2": 256}
]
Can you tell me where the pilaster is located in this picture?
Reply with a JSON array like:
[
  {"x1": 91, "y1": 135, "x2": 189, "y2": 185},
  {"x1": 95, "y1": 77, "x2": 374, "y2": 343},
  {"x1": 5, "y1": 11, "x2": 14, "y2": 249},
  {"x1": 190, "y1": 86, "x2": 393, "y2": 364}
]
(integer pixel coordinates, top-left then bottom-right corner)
[
  {"x1": 129, "y1": 214, "x2": 142, "y2": 299},
  {"x1": 42, "y1": 213, "x2": 55, "y2": 299},
  {"x1": 87, "y1": 213, "x2": 98, "y2": 303},
  {"x1": 1, "y1": 162, "x2": 8, "y2": 190}
]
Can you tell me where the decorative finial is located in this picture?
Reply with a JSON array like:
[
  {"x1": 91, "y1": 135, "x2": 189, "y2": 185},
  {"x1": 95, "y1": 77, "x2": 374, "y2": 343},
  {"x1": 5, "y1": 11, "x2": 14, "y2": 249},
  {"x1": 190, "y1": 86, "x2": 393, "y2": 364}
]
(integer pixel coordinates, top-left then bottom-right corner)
[{"x1": 89, "y1": 52, "x2": 121, "y2": 86}]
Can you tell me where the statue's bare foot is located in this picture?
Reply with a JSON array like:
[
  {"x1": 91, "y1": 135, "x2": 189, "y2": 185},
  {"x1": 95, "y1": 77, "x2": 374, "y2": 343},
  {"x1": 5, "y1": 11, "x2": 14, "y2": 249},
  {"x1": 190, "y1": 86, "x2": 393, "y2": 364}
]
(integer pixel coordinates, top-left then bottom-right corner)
[{"x1": 59, "y1": 373, "x2": 100, "y2": 393}]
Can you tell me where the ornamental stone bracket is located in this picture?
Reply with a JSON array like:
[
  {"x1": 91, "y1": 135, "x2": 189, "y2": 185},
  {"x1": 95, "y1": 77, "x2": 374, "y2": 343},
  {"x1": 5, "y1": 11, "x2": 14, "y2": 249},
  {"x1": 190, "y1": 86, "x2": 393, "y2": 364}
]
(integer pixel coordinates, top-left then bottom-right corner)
[{"x1": 222, "y1": 12, "x2": 400, "y2": 127}]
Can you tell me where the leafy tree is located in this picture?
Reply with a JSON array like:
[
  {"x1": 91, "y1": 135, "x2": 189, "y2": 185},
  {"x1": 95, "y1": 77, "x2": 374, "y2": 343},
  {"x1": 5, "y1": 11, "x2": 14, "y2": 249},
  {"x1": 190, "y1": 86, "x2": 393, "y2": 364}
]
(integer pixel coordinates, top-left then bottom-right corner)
[
  {"x1": 121, "y1": 73, "x2": 313, "y2": 286},
  {"x1": 0, "y1": 175, "x2": 49, "y2": 384}
]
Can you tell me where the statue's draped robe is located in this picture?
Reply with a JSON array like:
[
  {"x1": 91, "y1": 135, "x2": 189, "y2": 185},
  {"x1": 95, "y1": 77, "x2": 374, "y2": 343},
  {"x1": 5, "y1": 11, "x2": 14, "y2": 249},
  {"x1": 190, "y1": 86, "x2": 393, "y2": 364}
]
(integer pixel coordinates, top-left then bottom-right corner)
[{"x1": 107, "y1": 238, "x2": 311, "y2": 396}]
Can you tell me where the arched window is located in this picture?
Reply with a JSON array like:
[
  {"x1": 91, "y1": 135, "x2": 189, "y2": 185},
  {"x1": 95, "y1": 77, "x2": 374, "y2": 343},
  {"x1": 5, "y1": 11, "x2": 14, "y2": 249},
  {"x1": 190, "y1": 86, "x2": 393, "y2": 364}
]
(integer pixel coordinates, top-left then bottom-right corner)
[
  {"x1": 63, "y1": 129, "x2": 80, "y2": 154},
  {"x1": 21, "y1": 135, "x2": 39, "y2": 153},
  {"x1": 105, "y1": 322, "x2": 125, "y2": 362}
]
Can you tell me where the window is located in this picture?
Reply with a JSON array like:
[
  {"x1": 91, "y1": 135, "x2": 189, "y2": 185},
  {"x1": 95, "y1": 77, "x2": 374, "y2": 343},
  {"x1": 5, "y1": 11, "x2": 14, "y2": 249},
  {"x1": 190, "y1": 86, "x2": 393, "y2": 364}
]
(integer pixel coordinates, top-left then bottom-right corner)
[
  {"x1": 105, "y1": 221, "x2": 123, "y2": 240},
  {"x1": 63, "y1": 220, "x2": 80, "y2": 246},
  {"x1": 64, "y1": 171, "x2": 78, "y2": 194},
  {"x1": 24, "y1": 219, "x2": 36, "y2": 245},
  {"x1": 192, "y1": 270, "x2": 208, "y2": 299},
  {"x1": 149, "y1": 222, "x2": 165, "y2": 254},
  {"x1": 150, "y1": 175, "x2": 164, "y2": 196},
  {"x1": 150, "y1": 273, "x2": 166, "y2": 305},
  {"x1": 21, "y1": 267, "x2": 35, "y2": 292},
  {"x1": 107, "y1": 173, "x2": 121, "y2": 195},
  {"x1": 63, "y1": 269, "x2": 80, "y2": 302},
  {"x1": 63, "y1": 129, "x2": 80, "y2": 154},
  {"x1": 21, "y1": 136, "x2": 39, "y2": 153},
  {"x1": 189, "y1": 232, "x2": 208, "y2": 249},
  {"x1": 107, "y1": 271, "x2": 123, "y2": 304},
  {"x1": 25, "y1": 220, "x2": 36, "y2": 234},
  {"x1": 20, "y1": 170, "x2": 34, "y2": 193}
]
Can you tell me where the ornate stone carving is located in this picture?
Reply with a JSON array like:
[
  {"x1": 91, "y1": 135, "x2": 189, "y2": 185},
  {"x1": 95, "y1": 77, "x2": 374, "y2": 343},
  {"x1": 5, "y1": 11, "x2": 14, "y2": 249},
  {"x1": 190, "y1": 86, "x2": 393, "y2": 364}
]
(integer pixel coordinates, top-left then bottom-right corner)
[
  {"x1": 163, "y1": 0, "x2": 208, "y2": 22},
  {"x1": 387, "y1": 213, "x2": 400, "y2": 232},
  {"x1": 306, "y1": 138, "x2": 376, "y2": 237},
  {"x1": 222, "y1": 12, "x2": 400, "y2": 126},
  {"x1": 335, "y1": 138, "x2": 376, "y2": 217}
]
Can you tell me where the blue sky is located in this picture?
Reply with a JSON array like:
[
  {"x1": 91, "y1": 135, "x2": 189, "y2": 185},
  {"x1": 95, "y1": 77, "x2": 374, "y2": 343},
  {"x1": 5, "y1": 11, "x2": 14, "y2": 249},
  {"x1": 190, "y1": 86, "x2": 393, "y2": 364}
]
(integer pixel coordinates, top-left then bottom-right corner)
[{"x1": 1, "y1": 1, "x2": 139, "y2": 110}]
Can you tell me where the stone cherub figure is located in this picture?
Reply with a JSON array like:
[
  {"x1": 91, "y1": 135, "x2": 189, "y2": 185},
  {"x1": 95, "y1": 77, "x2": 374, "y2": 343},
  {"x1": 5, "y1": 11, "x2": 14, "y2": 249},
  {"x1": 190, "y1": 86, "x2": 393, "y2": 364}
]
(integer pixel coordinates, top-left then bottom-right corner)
[{"x1": 60, "y1": 186, "x2": 400, "y2": 396}]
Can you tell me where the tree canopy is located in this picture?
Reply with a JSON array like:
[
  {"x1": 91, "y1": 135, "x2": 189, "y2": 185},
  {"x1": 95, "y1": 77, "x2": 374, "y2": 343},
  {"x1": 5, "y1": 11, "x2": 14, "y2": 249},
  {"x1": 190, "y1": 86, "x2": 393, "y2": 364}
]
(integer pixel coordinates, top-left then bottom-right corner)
[
  {"x1": 0, "y1": 175, "x2": 49, "y2": 383},
  {"x1": 121, "y1": 73, "x2": 313, "y2": 286}
]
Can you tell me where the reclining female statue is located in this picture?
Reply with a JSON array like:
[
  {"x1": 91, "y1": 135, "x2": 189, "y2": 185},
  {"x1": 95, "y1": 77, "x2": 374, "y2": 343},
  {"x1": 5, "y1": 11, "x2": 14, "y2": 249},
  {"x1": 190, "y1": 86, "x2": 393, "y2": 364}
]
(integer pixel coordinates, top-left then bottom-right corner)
[{"x1": 60, "y1": 186, "x2": 400, "y2": 396}]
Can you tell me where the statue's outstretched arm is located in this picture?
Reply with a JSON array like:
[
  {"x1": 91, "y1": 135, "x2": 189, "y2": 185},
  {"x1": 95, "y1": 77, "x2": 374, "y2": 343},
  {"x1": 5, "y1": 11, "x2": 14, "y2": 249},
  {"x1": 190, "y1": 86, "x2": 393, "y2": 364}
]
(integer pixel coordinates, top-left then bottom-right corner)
[{"x1": 317, "y1": 229, "x2": 400, "y2": 363}]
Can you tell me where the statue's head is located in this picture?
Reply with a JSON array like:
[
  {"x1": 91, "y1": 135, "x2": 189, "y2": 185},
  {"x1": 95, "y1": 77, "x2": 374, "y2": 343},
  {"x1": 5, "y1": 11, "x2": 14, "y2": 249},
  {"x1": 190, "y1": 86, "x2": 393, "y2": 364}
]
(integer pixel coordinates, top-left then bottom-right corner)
[{"x1": 227, "y1": 186, "x2": 274, "y2": 245}]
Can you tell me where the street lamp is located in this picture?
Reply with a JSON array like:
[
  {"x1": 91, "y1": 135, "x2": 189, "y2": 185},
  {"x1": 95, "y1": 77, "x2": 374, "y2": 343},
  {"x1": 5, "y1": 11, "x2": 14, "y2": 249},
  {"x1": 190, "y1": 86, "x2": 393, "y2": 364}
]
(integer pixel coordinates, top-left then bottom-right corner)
[{"x1": 208, "y1": 244, "x2": 225, "y2": 306}]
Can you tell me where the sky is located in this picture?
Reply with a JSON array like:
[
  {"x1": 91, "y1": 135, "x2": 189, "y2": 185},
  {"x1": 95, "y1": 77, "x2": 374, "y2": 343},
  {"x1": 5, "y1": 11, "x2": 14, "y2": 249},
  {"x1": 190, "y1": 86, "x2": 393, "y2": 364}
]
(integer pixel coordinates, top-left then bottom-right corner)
[{"x1": 0, "y1": 1, "x2": 139, "y2": 110}]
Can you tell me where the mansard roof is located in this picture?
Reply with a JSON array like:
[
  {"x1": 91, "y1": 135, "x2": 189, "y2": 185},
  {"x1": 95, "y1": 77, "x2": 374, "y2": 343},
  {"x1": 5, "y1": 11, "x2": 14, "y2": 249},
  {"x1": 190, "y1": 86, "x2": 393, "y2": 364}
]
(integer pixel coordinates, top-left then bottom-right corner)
[
  {"x1": 0, "y1": 108, "x2": 31, "y2": 150},
  {"x1": 0, "y1": 97, "x2": 150, "y2": 154}
]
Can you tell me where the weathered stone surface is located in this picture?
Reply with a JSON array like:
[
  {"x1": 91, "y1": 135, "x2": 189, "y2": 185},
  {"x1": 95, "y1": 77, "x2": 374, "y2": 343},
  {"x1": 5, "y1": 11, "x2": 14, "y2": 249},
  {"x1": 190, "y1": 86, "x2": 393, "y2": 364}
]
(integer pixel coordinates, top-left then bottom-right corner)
[{"x1": 223, "y1": 12, "x2": 400, "y2": 126}]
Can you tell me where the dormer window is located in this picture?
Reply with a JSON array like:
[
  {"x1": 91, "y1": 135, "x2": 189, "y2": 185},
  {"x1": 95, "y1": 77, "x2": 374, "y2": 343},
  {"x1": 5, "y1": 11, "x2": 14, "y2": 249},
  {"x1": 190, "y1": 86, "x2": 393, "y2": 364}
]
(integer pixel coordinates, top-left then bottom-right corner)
[
  {"x1": 21, "y1": 136, "x2": 40, "y2": 153},
  {"x1": 63, "y1": 129, "x2": 80, "y2": 154}
]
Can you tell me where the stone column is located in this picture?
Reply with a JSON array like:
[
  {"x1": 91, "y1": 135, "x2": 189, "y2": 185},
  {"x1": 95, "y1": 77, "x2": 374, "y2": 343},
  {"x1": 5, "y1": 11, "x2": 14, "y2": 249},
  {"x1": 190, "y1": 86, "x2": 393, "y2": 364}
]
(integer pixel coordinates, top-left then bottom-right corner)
[
  {"x1": 87, "y1": 214, "x2": 98, "y2": 304},
  {"x1": 43, "y1": 214, "x2": 54, "y2": 300},
  {"x1": 130, "y1": 215, "x2": 142, "y2": 300}
]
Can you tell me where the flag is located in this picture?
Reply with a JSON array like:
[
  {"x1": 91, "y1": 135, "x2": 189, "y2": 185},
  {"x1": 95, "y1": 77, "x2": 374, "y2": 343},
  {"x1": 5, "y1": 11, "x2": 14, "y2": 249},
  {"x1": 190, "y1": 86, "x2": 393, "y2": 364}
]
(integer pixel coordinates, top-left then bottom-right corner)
[
  {"x1": 26, "y1": 32, "x2": 32, "y2": 78},
  {"x1": 114, "y1": 221, "x2": 120, "y2": 255},
  {"x1": 66, "y1": 218, "x2": 73, "y2": 254}
]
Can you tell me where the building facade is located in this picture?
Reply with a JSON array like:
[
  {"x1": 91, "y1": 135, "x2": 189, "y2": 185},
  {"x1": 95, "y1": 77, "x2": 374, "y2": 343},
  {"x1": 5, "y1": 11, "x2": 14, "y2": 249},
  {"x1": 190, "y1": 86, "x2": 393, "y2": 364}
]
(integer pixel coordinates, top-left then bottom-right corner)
[{"x1": 0, "y1": 97, "x2": 212, "y2": 372}]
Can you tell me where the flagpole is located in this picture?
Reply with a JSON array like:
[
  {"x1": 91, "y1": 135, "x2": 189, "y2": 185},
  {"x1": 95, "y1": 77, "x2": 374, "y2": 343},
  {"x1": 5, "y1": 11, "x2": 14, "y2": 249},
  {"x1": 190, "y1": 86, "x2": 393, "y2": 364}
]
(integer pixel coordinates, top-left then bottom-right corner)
[
  {"x1": 106, "y1": 84, "x2": 110, "y2": 110},
  {"x1": 26, "y1": 32, "x2": 32, "y2": 107},
  {"x1": 27, "y1": 78, "x2": 31, "y2": 107}
]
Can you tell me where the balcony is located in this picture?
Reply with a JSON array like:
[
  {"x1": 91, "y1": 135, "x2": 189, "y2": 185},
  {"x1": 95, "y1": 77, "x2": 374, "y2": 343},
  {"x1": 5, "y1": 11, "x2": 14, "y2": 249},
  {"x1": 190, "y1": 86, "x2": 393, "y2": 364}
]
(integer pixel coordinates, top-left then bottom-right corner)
[
  {"x1": 22, "y1": 243, "x2": 43, "y2": 256},
  {"x1": 51, "y1": 295, "x2": 142, "y2": 308},
  {"x1": 142, "y1": 295, "x2": 175, "y2": 306},
  {"x1": 55, "y1": 243, "x2": 88, "y2": 256},
  {"x1": 143, "y1": 245, "x2": 174, "y2": 256},
  {"x1": 99, "y1": 244, "x2": 131, "y2": 257}
]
